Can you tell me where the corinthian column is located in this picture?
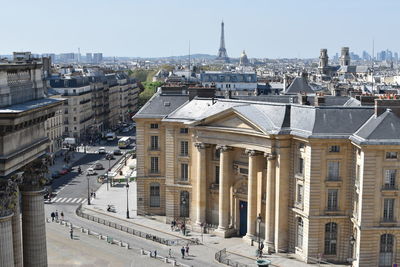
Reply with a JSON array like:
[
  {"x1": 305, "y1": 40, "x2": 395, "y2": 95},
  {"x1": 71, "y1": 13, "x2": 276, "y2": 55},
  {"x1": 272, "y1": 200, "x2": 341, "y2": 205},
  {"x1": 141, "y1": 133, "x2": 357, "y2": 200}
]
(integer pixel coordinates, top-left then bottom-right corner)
[
  {"x1": 20, "y1": 158, "x2": 49, "y2": 267},
  {"x1": 194, "y1": 142, "x2": 207, "y2": 225},
  {"x1": 264, "y1": 154, "x2": 276, "y2": 252},
  {"x1": 0, "y1": 177, "x2": 19, "y2": 267},
  {"x1": 244, "y1": 149, "x2": 263, "y2": 240},
  {"x1": 12, "y1": 186, "x2": 23, "y2": 267},
  {"x1": 215, "y1": 145, "x2": 233, "y2": 237}
]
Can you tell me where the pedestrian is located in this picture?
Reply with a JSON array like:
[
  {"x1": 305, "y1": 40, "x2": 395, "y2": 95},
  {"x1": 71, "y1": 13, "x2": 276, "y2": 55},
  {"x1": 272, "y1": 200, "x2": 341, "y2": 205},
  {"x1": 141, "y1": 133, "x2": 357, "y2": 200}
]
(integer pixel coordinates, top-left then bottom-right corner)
[
  {"x1": 60, "y1": 211, "x2": 64, "y2": 220},
  {"x1": 55, "y1": 210, "x2": 59, "y2": 220},
  {"x1": 180, "y1": 247, "x2": 185, "y2": 259},
  {"x1": 69, "y1": 228, "x2": 73, "y2": 239},
  {"x1": 170, "y1": 221, "x2": 174, "y2": 231},
  {"x1": 93, "y1": 192, "x2": 96, "y2": 198},
  {"x1": 185, "y1": 244, "x2": 189, "y2": 256},
  {"x1": 168, "y1": 248, "x2": 172, "y2": 258},
  {"x1": 173, "y1": 219, "x2": 176, "y2": 230},
  {"x1": 154, "y1": 250, "x2": 157, "y2": 259},
  {"x1": 51, "y1": 212, "x2": 55, "y2": 222}
]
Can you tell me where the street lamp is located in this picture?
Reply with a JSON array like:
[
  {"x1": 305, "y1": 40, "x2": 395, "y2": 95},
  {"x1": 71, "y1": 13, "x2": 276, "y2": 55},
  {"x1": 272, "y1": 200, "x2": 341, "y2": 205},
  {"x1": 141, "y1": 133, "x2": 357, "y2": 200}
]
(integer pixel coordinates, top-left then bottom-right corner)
[
  {"x1": 126, "y1": 175, "x2": 130, "y2": 218},
  {"x1": 257, "y1": 214, "x2": 262, "y2": 257},
  {"x1": 181, "y1": 197, "x2": 187, "y2": 236},
  {"x1": 87, "y1": 175, "x2": 91, "y2": 205}
]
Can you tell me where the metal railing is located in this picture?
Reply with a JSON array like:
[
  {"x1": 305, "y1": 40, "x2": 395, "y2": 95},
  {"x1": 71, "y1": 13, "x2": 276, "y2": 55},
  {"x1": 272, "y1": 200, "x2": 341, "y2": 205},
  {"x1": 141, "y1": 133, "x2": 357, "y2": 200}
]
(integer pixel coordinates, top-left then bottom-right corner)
[
  {"x1": 76, "y1": 205, "x2": 200, "y2": 246},
  {"x1": 215, "y1": 249, "x2": 250, "y2": 267}
]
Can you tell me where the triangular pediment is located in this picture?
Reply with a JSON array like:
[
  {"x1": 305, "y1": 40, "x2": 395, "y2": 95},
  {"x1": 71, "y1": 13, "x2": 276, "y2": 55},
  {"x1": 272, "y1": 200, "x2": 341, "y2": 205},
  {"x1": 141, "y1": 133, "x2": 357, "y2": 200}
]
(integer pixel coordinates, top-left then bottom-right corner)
[{"x1": 198, "y1": 109, "x2": 264, "y2": 133}]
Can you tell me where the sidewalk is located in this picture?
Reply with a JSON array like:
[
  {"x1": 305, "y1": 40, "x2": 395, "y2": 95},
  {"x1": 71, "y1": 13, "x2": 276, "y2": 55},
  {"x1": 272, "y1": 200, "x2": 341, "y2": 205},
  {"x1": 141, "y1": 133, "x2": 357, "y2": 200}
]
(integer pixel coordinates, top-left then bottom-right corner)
[{"x1": 82, "y1": 158, "x2": 342, "y2": 267}]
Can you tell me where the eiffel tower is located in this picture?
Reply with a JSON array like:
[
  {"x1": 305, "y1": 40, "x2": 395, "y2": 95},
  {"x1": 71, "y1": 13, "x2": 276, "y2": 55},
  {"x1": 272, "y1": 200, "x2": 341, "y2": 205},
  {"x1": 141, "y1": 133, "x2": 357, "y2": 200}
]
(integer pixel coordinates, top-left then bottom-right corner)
[{"x1": 216, "y1": 20, "x2": 229, "y2": 63}]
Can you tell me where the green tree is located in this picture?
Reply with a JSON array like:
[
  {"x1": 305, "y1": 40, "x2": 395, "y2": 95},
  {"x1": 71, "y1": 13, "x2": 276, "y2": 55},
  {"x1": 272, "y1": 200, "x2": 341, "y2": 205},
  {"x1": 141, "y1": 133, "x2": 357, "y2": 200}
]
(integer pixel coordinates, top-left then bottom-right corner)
[{"x1": 137, "y1": 81, "x2": 164, "y2": 109}]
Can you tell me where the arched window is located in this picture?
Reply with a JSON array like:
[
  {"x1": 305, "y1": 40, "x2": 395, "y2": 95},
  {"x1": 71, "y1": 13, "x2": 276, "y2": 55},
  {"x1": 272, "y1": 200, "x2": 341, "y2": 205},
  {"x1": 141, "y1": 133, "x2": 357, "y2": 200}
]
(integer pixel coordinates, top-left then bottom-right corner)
[
  {"x1": 324, "y1": 222, "x2": 337, "y2": 255},
  {"x1": 379, "y1": 234, "x2": 394, "y2": 267},
  {"x1": 149, "y1": 183, "x2": 160, "y2": 207},
  {"x1": 296, "y1": 217, "x2": 303, "y2": 248},
  {"x1": 180, "y1": 191, "x2": 189, "y2": 217}
]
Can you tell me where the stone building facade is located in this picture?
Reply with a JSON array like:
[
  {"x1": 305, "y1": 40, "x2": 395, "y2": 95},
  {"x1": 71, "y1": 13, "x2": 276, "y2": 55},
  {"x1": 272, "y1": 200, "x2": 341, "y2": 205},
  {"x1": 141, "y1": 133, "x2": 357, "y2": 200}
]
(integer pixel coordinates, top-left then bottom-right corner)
[
  {"x1": 134, "y1": 90, "x2": 400, "y2": 267},
  {"x1": 0, "y1": 55, "x2": 63, "y2": 267}
]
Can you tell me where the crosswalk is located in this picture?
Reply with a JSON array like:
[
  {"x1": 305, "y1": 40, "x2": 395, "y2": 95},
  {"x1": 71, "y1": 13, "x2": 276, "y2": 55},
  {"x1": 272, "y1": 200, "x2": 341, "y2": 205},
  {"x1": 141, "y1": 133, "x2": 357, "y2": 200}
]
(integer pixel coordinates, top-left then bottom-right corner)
[{"x1": 51, "y1": 197, "x2": 91, "y2": 204}]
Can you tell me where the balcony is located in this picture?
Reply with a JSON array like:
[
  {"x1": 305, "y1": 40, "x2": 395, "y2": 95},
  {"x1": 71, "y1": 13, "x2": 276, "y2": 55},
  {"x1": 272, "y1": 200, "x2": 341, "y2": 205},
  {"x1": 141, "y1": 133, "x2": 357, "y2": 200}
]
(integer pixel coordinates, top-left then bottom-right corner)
[
  {"x1": 382, "y1": 184, "x2": 398, "y2": 191},
  {"x1": 148, "y1": 147, "x2": 160, "y2": 151}
]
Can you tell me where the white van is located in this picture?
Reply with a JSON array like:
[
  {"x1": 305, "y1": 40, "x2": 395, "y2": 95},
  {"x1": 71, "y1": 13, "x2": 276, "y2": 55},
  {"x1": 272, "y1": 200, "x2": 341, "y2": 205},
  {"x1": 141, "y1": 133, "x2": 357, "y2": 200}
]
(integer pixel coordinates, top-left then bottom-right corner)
[{"x1": 106, "y1": 132, "x2": 117, "y2": 141}]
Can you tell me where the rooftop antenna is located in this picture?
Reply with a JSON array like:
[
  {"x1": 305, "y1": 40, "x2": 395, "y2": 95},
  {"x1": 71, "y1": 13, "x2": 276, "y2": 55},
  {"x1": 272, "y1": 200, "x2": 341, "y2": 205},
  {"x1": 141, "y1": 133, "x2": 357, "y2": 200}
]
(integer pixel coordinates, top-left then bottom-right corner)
[
  {"x1": 372, "y1": 38, "x2": 374, "y2": 93},
  {"x1": 188, "y1": 40, "x2": 191, "y2": 82}
]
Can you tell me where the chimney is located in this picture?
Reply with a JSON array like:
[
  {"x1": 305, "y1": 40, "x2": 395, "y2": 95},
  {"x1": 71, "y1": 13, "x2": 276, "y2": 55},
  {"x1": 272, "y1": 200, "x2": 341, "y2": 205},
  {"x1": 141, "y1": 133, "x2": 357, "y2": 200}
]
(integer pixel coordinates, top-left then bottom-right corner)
[
  {"x1": 375, "y1": 96, "x2": 400, "y2": 117},
  {"x1": 359, "y1": 95, "x2": 378, "y2": 106},
  {"x1": 314, "y1": 94, "x2": 325, "y2": 106},
  {"x1": 297, "y1": 93, "x2": 310, "y2": 105}
]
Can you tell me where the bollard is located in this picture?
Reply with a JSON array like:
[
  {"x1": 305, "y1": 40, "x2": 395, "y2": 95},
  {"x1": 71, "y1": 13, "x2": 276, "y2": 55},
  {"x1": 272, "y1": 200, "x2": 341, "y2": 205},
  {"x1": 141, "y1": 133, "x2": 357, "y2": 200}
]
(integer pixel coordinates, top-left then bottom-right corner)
[
  {"x1": 119, "y1": 242, "x2": 123, "y2": 247},
  {"x1": 86, "y1": 230, "x2": 90, "y2": 235},
  {"x1": 172, "y1": 260, "x2": 177, "y2": 266},
  {"x1": 140, "y1": 248, "x2": 145, "y2": 255},
  {"x1": 59, "y1": 220, "x2": 63, "y2": 225},
  {"x1": 125, "y1": 243, "x2": 129, "y2": 249},
  {"x1": 65, "y1": 222, "x2": 68, "y2": 227},
  {"x1": 164, "y1": 258, "x2": 168, "y2": 263},
  {"x1": 98, "y1": 235, "x2": 102, "y2": 240},
  {"x1": 148, "y1": 251, "x2": 152, "y2": 258}
]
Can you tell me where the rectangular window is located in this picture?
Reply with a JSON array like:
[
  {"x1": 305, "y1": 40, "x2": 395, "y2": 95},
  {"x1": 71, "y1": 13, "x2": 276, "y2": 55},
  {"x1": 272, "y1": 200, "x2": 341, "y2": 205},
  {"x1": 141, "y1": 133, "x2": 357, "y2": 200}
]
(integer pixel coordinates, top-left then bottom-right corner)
[
  {"x1": 180, "y1": 141, "x2": 189, "y2": 156},
  {"x1": 150, "y1": 157, "x2": 159, "y2": 173},
  {"x1": 215, "y1": 166, "x2": 220, "y2": 184},
  {"x1": 384, "y1": 170, "x2": 396, "y2": 189},
  {"x1": 180, "y1": 128, "x2": 188, "y2": 134},
  {"x1": 386, "y1": 152, "x2": 398, "y2": 159},
  {"x1": 181, "y1": 163, "x2": 188, "y2": 181},
  {"x1": 214, "y1": 148, "x2": 220, "y2": 160},
  {"x1": 383, "y1": 199, "x2": 395, "y2": 221},
  {"x1": 327, "y1": 189, "x2": 338, "y2": 211},
  {"x1": 150, "y1": 123, "x2": 159, "y2": 129},
  {"x1": 328, "y1": 161, "x2": 340, "y2": 180},
  {"x1": 297, "y1": 184, "x2": 304, "y2": 204},
  {"x1": 329, "y1": 145, "x2": 340, "y2": 152},
  {"x1": 149, "y1": 184, "x2": 160, "y2": 207},
  {"x1": 298, "y1": 157, "x2": 304, "y2": 175},
  {"x1": 150, "y1": 136, "x2": 159, "y2": 150}
]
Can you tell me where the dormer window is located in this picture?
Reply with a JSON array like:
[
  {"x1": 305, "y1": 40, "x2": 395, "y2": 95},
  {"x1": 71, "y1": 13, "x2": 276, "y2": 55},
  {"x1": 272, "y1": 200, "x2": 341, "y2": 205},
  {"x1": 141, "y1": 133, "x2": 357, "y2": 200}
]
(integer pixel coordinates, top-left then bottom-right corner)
[
  {"x1": 329, "y1": 145, "x2": 340, "y2": 153},
  {"x1": 386, "y1": 152, "x2": 398, "y2": 159}
]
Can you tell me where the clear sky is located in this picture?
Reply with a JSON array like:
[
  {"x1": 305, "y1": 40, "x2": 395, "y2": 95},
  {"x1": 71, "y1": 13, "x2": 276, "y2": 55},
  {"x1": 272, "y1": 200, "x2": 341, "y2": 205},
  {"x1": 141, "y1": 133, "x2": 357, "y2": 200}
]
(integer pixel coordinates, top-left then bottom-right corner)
[{"x1": 1, "y1": 0, "x2": 399, "y2": 58}]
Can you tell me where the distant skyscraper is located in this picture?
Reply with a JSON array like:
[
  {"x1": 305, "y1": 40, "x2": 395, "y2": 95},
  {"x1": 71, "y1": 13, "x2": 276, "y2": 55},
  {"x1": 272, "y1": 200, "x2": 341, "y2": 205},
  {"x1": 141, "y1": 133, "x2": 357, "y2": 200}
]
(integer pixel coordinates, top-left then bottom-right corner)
[
  {"x1": 93, "y1": 53, "x2": 103, "y2": 64},
  {"x1": 86, "y1": 53, "x2": 92, "y2": 63},
  {"x1": 216, "y1": 21, "x2": 229, "y2": 63}
]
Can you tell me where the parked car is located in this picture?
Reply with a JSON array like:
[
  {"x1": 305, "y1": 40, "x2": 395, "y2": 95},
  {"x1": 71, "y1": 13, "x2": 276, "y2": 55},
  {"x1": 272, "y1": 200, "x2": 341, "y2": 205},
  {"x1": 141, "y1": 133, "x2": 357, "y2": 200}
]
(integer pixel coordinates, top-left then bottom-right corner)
[
  {"x1": 98, "y1": 147, "x2": 106, "y2": 154},
  {"x1": 94, "y1": 162, "x2": 104, "y2": 170},
  {"x1": 106, "y1": 153, "x2": 115, "y2": 160},
  {"x1": 122, "y1": 127, "x2": 130, "y2": 133},
  {"x1": 113, "y1": 149, "x2": 122, "y2": 155},
  {"x1": 51, "y1": 171, "x2": 60, "y2": 179},
  {"x1": 87, "y1": 168, "x2": 96, "y2": 176},
  {"x1": 59, "y1": 169, "x2": 68, "y2": 175}
]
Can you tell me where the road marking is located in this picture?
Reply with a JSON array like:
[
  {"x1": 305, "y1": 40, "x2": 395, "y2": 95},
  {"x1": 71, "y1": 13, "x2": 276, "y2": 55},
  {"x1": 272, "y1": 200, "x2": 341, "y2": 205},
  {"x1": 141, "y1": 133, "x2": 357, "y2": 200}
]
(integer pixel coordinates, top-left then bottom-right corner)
[
  {"x1": 71, "y1": 198, "x2": 79, "y2": 203},
  {"x1": 81, "y1": 199, "x2": 87, "y2": 203},
  {"x1": 57, "y1": 198, "x2": 66, "y2": 203},
  {"x1": 64, "y1": 198, "x2": 72, "y2": 203}
]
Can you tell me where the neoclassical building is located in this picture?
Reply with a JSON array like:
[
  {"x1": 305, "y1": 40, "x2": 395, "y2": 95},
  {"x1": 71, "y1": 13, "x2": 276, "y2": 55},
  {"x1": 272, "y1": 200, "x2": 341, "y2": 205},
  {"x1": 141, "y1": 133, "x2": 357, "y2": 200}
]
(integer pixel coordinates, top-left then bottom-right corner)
[{"x1": 134, "y1": 87, "x2": 400, "y2": 267}]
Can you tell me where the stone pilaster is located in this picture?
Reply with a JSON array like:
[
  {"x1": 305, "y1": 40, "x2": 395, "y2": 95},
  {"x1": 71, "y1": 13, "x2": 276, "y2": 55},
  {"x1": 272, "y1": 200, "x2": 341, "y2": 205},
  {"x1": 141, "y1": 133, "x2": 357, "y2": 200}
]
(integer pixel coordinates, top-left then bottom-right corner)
[
  {"x1": 215, "y1": 145, "x2": 234, "y2": 237},
  {"x1": 0, "y1": 213, "x2": 14, "y2": 267},
  {"x1": 194, "y1": 142, "x2": 207, "y2": 225},
  {"x1": 264, "y1": 154, "x2": 276, "y2": 252},
  {"x1": 274, "y1": 141, "x2": 290, "y2": 253},
  {"x1": 244, "y1": 149, "x2": 263, "y2": 240},
  {"x1": 21, "y1": 189, "x2": 47, "y2": 267}
]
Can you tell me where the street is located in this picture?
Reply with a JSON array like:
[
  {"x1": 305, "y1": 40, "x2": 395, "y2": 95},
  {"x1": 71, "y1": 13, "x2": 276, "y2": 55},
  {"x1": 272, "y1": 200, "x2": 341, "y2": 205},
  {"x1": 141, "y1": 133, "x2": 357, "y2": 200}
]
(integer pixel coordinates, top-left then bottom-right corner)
[{"x1": 48, "y1": 130, "x2": 134, "y2": 205}]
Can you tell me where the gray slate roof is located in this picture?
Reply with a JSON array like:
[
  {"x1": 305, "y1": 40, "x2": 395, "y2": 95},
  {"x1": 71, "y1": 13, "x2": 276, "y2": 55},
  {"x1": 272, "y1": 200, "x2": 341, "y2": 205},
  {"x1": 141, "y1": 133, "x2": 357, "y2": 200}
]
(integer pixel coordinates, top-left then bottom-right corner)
[
  {"x1": 285, "y1": 77, "x2": 315, "y2": 95},
  {"x1": 133, "y1": 92, "x2": 189, "y2": 119},
  {"x1": 351, "y1": 110, "x2": 400, "y2": 145}
]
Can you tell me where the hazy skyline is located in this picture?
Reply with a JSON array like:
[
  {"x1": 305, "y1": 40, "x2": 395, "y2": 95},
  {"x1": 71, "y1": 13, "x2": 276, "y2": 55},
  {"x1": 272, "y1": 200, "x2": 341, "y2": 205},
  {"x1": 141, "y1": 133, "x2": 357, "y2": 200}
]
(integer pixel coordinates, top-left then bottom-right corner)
[{"x1": 2, "y1": 0, "x2": 399, "y2": 59}]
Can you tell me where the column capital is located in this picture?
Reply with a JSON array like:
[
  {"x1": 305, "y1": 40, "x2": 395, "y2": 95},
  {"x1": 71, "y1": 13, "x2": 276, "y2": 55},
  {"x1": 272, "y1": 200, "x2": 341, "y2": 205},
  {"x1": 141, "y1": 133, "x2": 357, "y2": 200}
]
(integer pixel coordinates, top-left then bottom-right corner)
[
  {"x1": 21, "y1": 156, "x2": 50, "y2": 192},
  {"x1": 245, "y1": 149, "x2": 263, "y2": 157},
  {"x1": 0, "y1": 176, "x2": 20, "y2": 217},
  {"x1": 216, "y1": 145, "x2": 232, "y2": 152},
  {"x1": 264, "y1": 153, "x2": 277, "y2": 160},
  {"x1": 194, "y1": 142, "x2": 208, "y2": 149}
]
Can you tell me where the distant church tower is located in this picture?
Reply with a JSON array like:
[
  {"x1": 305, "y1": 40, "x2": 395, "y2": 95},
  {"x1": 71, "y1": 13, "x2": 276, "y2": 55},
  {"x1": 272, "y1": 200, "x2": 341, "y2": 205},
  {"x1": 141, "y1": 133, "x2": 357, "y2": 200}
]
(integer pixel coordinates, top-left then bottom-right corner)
[
  {"x1": 318, "y1": 48, "x2": 329, "y2": 74},
  {"x1": 340, "y1": 47, "x2": 350, "y2": 67},
  {"x1": 216, "y1": 21, "x2": 229, "y2": 62}
]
